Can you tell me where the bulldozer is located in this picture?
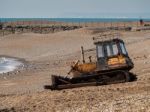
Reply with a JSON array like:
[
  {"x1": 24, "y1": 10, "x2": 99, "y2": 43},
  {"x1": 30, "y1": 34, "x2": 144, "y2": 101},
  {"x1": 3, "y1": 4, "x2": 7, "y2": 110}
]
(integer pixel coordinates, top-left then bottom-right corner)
[{"x1": 44, "y1": 33, "x2": 134, "y2": 90}]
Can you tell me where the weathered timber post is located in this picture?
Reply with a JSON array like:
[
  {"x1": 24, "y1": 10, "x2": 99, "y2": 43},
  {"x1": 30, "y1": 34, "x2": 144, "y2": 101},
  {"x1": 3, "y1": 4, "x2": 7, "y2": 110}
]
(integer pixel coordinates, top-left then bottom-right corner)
[{"x1": 81, "y1": 46, "x2": 85, "y2": 63}]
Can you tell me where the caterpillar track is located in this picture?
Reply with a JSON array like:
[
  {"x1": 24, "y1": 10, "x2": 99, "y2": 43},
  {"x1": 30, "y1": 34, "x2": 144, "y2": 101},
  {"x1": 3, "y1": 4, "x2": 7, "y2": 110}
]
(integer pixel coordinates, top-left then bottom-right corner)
[{"x1": 44, "y1": 70, "x2": 132, "y2": 90}]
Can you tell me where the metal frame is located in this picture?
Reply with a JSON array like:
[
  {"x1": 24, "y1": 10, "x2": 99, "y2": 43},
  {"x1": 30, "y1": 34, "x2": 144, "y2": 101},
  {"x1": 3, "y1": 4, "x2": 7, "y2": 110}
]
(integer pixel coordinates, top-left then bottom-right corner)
[{"x1": 93, "y1": 32, "x2": 122, "y2": 44}]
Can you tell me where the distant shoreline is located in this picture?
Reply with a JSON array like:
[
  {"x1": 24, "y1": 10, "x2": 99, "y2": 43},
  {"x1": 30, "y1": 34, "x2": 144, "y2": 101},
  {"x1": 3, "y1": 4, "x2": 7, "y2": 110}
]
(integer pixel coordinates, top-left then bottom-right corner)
[{"x1": 1, "y1": 18, "x2": 150, "y2": 23}]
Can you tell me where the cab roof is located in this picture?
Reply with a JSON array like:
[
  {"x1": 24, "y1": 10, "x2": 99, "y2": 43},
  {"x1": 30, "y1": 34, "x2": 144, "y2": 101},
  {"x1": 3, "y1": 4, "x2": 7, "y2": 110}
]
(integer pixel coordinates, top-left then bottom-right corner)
[
  {"x1": 93, "y1": 33, "x2": 124, "y2": 45},
  {"x1": 94, "y1": 38, "x2": 124, "y2": 45}
]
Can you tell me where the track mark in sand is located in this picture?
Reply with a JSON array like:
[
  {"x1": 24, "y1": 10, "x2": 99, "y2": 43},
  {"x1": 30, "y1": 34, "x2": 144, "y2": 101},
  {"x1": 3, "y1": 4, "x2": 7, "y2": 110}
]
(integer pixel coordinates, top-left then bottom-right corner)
[
  {"x1": 0, "y1": 81, "x2": 17, "y2": 87},
  {"x1": 125, "y1": 36, "x2": 150, "y2": 45}
]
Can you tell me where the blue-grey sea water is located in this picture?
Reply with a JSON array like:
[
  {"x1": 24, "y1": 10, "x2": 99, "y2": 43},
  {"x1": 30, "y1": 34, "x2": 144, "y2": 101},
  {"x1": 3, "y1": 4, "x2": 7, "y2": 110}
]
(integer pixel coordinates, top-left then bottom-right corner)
[
  {"x1": 0, "y1": 57, "x2": 23, "y2": 74},
  {"x1": 0, "y1": 18, "x2": 150, "y2": 23}
]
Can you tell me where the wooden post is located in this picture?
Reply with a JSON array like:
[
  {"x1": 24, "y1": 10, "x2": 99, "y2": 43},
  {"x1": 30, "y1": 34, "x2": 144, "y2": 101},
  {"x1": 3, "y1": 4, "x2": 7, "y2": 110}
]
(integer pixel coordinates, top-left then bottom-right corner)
[
  {"x1": 124, "y1": 22, "x2": 125, "y2": 28},
  {"x1": 79, "y1": 22, "x2": 80, "y2": 27},
  {"x1": 111, "y1": 21, "x2": 112, "y2": 27},
  {"x1": 89, "y1": 56, "x2": 92, "y2": 62},
  {"x1": 104, "y1": 22, "x2": 105, "y2": 27},
  {"x1": 84, "y1": 22, "x2": 86, "y2": 27},
  {"x1": 40, "y1": 20, "x2": 42, "y2": 34},
  {"x1": 12, "y1": 27, "x2": 15, "y2": 34},
  {"x1": 2, "y1": 29, "x2": 4, "y2": 36},
  {"x1": 81, "y1": 46, "x2": 85, "y2": 63}
]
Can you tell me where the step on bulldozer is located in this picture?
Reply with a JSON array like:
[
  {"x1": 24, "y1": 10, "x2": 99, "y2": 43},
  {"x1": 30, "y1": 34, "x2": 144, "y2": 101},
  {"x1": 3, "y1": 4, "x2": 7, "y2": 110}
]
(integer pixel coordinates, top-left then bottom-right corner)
[{"x1": 44, "y1": 33, "x2": 134, "y2": 90}]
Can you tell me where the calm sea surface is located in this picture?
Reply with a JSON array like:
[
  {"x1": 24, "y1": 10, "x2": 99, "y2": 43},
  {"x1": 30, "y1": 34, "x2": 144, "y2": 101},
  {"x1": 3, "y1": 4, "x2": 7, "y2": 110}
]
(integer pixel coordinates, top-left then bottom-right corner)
[{"x1": 0, "y1": 18, "x2": 150, "y2": 23}]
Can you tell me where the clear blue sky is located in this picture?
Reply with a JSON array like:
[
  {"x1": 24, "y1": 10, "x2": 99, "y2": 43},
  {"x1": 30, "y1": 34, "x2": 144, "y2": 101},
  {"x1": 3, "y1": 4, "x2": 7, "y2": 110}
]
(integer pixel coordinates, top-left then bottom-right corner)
[{"x1": 0, "y1": 0, "x2": 150, "y2": 18}]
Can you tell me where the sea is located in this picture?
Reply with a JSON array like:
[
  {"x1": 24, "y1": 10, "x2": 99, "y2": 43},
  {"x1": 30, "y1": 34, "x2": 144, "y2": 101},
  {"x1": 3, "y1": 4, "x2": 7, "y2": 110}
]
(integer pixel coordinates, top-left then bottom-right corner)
[
  {"x1": 0, "y1": 57, "x2": 23, "y2": 74},
  {"x1": 0, "y1": 18, "x2": 150, "y2": 23}
]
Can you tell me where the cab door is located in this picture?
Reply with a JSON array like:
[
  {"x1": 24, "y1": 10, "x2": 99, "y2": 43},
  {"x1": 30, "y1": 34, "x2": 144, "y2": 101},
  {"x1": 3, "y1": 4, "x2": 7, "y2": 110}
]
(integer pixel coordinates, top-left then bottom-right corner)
[{"x1": 96, "y1": 43, "x2": 107, "y2": 70}]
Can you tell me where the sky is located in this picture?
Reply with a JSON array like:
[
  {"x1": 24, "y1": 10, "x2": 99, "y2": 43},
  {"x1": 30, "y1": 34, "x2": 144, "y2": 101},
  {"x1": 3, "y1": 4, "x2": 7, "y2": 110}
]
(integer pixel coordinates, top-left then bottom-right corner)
[{"x1": 0, "y1": 0, "x2": 150, "y2": 18}]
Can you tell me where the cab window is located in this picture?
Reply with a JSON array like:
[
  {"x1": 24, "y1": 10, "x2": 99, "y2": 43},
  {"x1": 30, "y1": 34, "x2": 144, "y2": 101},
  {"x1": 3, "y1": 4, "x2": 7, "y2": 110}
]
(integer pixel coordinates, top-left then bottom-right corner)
[
  {"x1": 97, "y1": 45, "x2": 104, "y2": 58},
  {"x1": 120, "y1": 42, "x2": 127, "y2": 55},
  {"x1": 106, "y1": 44, "x2": 113, "y2": 56},
  {"x1": 112, "y1": 44, "x2": 118, "y2": 55}
]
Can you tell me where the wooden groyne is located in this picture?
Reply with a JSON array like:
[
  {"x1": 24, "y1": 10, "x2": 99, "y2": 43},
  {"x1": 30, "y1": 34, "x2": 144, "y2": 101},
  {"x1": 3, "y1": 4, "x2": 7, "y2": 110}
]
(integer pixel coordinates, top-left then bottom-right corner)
[{"x1": 0, "y1": 20, "x2": 150, "y2": 36}]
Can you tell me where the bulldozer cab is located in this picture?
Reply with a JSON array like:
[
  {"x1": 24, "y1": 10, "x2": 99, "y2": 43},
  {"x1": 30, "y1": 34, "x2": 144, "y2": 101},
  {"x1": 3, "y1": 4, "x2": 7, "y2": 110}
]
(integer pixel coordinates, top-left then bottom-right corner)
[{"x1": 94, "y1": 38, "x2": 133, "y2": 71}]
